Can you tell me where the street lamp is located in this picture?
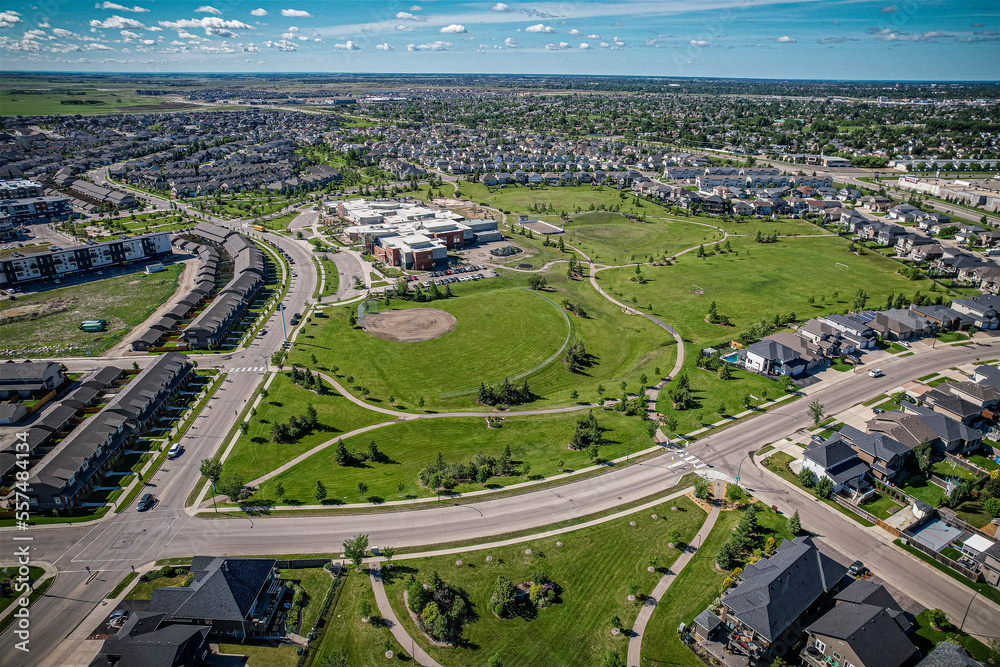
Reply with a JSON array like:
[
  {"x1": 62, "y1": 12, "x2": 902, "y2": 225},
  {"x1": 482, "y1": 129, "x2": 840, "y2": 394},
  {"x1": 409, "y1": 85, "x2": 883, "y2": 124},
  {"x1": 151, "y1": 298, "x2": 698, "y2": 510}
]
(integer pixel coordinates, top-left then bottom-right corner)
[{"x1": 960, "y1": 588, "x2": 982, "y2": 632}]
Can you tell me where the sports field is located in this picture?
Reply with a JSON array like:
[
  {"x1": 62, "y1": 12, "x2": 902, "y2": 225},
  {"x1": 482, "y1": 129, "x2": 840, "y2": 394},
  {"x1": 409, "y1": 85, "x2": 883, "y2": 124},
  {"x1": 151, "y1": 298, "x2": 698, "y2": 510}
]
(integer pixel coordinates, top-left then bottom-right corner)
[
  {"x1": 0, "y1": 265, "x2": 181, "y2": 358},
  {"x1": 0, "y1": 88, "x2": 199, "y2": 116},
  {"x1": 255, "y1": 409, "x2": 653, "y2": 504}
]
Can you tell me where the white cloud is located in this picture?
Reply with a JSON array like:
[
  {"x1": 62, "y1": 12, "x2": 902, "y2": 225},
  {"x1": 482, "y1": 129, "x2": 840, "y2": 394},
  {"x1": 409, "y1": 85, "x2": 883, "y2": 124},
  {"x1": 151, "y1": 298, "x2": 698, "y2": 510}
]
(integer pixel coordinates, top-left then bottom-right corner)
[
  {"x1": 881, "y1": 6, "x2": 898, "y2": 12},
  {"x1": 544, "y1": 41, "x2": 570, "y2": 49},
  {"x1": 689, "y1": 39, "x2": 709, "y2": 46},
  {"x1": 395, "y1": 24, "x2": 412, "y2": 31},
  {"x1": 406, "y1": 40, "x2": 451, "y2": 51},
  {"x1": 53, "y1": 28, "x2": 83, "y2": 39},
  {"x1": 207, "y1": 27, "x2": 238, "y2": 38},
  {"x1": 90, "y1": 15, "x2": 146, "y2": 29},
  {"x1": 613, "y1": 36, "x2": 625, "y2": 46},
  {"x1": 598, "y1": 41, "x2": 609, "y2": 47},
  {"x1": 775, "y1": 35, "x2": 796, "y2": 42},
  {"x1": 525, "y1": 23, "x2": 554, "y2": 33},
  {"x1": 147, "y1": 26, "x2": 162, "y2": 31},
  {"x1": 97, "y1": 2, "x2": 148, "y2": 12},
  {"x1": 396, "y1": 11, "x2": 422, "y2": 20},
  {"x1": 503, "y1": 37, "x2": 518, "y2": 47},
  {"x1": 280, "y1": 9, "x2": 312, "y2": 18},
  {"x1": 176, "y1": 29, "x2": 201, "y2": 40},
  {"x1": 250, "y1": 8, "x2": 267, "y2": 16},
  {"x1": 263, "y1": 38, "x2": 297, "y2": 50},
  {"x1": 140, "y1": 38, "x2": 155, "y2": 45},
  {"x1": 120, "y1": 29, "x2": 140, "y2": 40},
  {"x1": 492, "y1": 2, "x2": 509, "y2": 11},
  {"x1": 375, "y1": 42, "x2": 393, "y2": 50},
  {"x1": 579, "y1": 42, "x2": 591, "y2": 49},
  {"x1": 287, "y1": 26, "x2": 299, "y2": 32},
  {"x1": 440, "y1": 24, "x2": 467, "y2": 34},
  {"x1": 195, "y1": 5, "x2": 221, "y2": 14},
  {"x1": 169, "y1": 39, "x2": 185, "y2": 45},
  {"x1": 587, "y1": 33, "x2": 600, "y2": 39},
  {"x1": 87, "y1": 42, "x2": 113, "y2": 50},
  {"x1": 159, "y1": 17, "x2": 253, "y2": 32},
  {"x1": 334, "y1": 39, "x2": 359, "y2": 50},
  {"x1": 410, "y1": 4, "x2": 422, "y2": 10},
  {"x1": 567, "y1": 29, "x2": 581, "y2": 36}
]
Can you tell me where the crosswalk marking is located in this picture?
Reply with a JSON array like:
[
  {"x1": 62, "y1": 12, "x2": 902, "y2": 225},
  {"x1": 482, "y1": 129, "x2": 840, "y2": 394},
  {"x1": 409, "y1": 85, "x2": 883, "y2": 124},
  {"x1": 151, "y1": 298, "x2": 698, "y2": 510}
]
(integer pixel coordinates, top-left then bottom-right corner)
[{"x1": 228, "y1": 366, "x2": 266, "y2": 373}]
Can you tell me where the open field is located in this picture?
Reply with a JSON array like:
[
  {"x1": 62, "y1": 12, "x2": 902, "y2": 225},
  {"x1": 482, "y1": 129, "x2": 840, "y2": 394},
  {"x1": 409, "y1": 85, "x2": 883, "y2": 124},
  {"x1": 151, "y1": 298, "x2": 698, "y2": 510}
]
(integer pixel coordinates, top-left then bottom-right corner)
[
  {"x1": 0, "y1": 264, "x2": 182, "y2": 358},
  {"x1": 221, "y1": 372, "x2": 390, "y2": 482},
  {"x1": 296, "y1": 272, "x2": 675, "y2": 411},
  {"x1": 255, "y1": 409, "x2": 653, "y2": 504},
  {"x1": 0, "y1": 88, "x2": 200, "y2": 116},
  {"x1": 458, "y1": 182, "x2": 652, "y2": 218},
  {"x1": 218, "y1": 642, "x2": 300, "y2": 667},
  {"x1": 602, "y1": 235, "x2": 925, "y2": 345},
  {"x1": 385, "y1": 495, "x2": 707, "y2": 667},
  {"x1": 561, "y1": 211, "x2": 720, "y2": 263}
]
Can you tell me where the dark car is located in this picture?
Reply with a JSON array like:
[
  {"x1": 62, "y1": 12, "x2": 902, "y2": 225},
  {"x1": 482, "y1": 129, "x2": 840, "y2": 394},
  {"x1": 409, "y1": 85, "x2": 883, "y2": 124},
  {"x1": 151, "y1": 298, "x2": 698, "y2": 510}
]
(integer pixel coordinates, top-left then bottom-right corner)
[
  {"x1": 848, "y1": 560, "x2": 865, "y2": 577},
  {"x1": 137, "y1": 493, "x2": 155, "y2": 512}
]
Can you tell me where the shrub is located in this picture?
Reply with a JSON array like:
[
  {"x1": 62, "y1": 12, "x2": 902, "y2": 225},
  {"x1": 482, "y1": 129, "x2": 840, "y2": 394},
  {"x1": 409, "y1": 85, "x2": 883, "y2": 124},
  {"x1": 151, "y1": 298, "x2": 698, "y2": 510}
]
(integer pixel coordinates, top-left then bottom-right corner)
[{"x1": 798, "y1": 468, "x2": 817, "y2": 488}]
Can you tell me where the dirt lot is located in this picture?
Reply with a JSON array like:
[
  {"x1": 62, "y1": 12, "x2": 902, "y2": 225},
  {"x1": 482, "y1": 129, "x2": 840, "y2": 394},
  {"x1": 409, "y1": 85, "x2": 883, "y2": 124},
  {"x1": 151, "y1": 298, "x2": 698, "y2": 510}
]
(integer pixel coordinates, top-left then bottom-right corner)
[{"x1": 362, "y1": 307, "x2": 457, "y2": 342}]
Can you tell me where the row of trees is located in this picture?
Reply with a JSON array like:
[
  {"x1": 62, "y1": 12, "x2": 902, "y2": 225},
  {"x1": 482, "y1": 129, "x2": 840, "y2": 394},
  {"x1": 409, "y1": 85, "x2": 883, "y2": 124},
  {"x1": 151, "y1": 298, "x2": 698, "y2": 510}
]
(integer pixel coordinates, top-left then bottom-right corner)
[
  {"x1": 418, "y1": 448, "x2": 519, "y2": 492},
  {"x1": 563, "y1": 342, "x2": 592, "y2": 373},
  {"x1": 288, "y1": 366, "x2": 330, "y2": 395},
  {"x1": 561, "y1": 298, "x2": 588, "y2": 318},
  {"x1": 715, "y1": 504, "x2": 773, "y2": 570},
  {"x1": 407, "y1": 571, "x2": 472, "y2": 643}
]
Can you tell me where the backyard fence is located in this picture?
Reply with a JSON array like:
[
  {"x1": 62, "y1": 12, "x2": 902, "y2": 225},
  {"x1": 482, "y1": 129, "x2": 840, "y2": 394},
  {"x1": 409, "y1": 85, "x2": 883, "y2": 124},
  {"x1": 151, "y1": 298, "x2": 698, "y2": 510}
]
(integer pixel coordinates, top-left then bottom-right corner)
[
  {"x1": 899, "y1": 534, "x2": 982, "y2": 582},
  {"x1": 937, "y1": 507, "x2": 996, "y2": 541},
  {"x1": 944, "y1": 452, "x2": 989, "y2": 476}
]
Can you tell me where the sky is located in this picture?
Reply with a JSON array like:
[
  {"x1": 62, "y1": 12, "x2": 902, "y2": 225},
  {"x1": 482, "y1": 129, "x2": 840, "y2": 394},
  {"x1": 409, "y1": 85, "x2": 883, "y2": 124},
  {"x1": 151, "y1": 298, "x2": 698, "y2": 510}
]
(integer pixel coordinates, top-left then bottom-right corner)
[{"x1": 0, "y1": 0, "x2": 998, "y2": 80}]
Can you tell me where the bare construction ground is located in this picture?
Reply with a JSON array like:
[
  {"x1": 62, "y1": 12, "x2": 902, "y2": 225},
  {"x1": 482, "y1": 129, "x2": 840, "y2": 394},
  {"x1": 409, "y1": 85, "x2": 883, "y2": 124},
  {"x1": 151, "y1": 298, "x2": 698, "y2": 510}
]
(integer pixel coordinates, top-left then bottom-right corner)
[{"x1": 363, "y1": 307, "x2": 457, "y2": 343}]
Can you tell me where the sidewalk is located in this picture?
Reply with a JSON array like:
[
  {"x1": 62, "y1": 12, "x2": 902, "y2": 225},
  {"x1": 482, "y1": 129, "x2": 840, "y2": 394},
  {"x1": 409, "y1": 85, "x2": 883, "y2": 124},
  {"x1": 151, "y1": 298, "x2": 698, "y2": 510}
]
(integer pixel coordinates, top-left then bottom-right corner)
[
  {"x1": 369, "y1": 567, "x2": 444, "y2": 667},
  {"x1": 627, "y1": 480, "x2": 723, "y2": 667}
]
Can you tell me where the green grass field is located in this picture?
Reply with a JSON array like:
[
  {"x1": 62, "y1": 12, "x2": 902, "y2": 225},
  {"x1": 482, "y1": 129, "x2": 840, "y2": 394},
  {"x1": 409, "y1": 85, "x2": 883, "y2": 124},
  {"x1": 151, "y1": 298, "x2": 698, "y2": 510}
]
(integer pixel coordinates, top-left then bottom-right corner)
[
  {"x1": 385, "y1": 495, "x2": 707, "y2": 667},
  {"x1": 278, "y1": 567, "x2": 335, "y2": 632},
  {"x1": 218, "y1": 642, "x2": 300, "y2": 667},
  {"x1": 255, "y1": 409, "x2": 653, "y2": 504},
  {"x1": 295, "y1": 272, "x2": 675, "y2": 412},
  {"x1": 910, "y1": 609, "x2": 1000, "y2": 663},
  {"x1": 601, "y1": 235, "x2": 923, "y2": 346},
  {"x1": 221, "y1": 372, "x2": 391, "y2": 483},
  {"x1": 310, "y1": 569, "x2": 409, "y2": 665},
  {"x1": 560, "y1": 211, "x2": 721, "y2": 263},
  {"x1": 0, "y1": 88, "x2": 199, "y2": 116},
  {"x1": 0, "y1": 264, "x2": 181, "y2": 358},
  {"x1": 457, "y1": 182, "x2": 651, "y2": 219},
  {"x1": 125, "y1": 573, "x2": 189, "y2": 600},
  {"x1": 858, "y1": 492, "x2": 903, "y2": 520}
]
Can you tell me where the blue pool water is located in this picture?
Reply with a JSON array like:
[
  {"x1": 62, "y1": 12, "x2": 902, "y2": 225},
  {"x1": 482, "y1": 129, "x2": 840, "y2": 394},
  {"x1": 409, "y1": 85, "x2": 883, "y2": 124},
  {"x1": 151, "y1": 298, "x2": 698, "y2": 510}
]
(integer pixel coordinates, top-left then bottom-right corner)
[{"x1": 722, "y1": 352, "x2": 739, "y2": 363}]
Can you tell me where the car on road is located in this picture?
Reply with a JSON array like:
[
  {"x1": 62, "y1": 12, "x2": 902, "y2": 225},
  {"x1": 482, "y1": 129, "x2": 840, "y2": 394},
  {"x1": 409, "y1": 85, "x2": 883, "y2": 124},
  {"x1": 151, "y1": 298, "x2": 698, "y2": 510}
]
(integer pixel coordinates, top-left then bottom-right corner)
[
  {"x1": 136, "y1": 493, "x2": 156, "y2": 512},
  {"x1": 873, "y1": 407, "x2": 885, "y2": 414},
  {"x1": 848, "y1": 560, "x2": 865, "y2": 577},
  {"x1": 167, "y1": 443, "x2": 182, "y2": 459},
  {"x1": 868, "y1": 368, "x2": 884, "y2": 377},
  {"x1": 290, "y1": 318, "x2": 299, "y2": 326}
]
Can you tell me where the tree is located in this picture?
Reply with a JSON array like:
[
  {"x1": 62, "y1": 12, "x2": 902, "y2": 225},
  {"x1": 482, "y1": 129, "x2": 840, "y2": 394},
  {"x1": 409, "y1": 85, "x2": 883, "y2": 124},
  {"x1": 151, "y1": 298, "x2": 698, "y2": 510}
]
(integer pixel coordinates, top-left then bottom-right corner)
[
  {"x1": 787, "y1": 510, "x2": 802, "y2": 536},
  {"x1": 798, "y1": 468, "x2": 817, "y2": 488},
  {"x1": 273, "y1": 481, "x2": 285, "y2": 499},
  {"x1": 719, "y1": 364, "x2": 732, "y2": 380},
  {"x1": 488, "y1": 654, "x2": 504, "y2": 667},
  {"x1": 315, "y1": 480, "x2": 328, "y2": 503},
  {"x1": 527, "y1": 274, "x2": 547, "y2": 290},
  {"x1": 357, "y1": 481, "x2": 369, "y2": 500},
  {"x1": 927, "y1": 608, "x2": 949, "y2": 630},
  {"x1": 808, "y1": 400, "x2": 825, "y2": 426},
  {"x1": 715, "y1": 540, "x2": 738, "y2": 570},
  {"x1": 320, "y1": 652, "x2": 348, "y2": 667},
  {"x1": 694, "y1": 477, "x2": 711, "y2": 499},
  {"x1": 725, "y1": 484, "x2": 746, "y2": 504},
  {"x1": 489, "y1": 575, "x2": 516, "y2": 618},
  {"x1": 200, "y1": 458, "x2": 223, "y2": 485},
  {"x1": 418, "y1": 396, "x2": 425, "y2": 410},
  {"x1": 335, "y1": 439, "x2": 352, "y2": 466},
  {"x1": 985, "y1": 497, "x2": 1000, "y2": 518},
  {"x1": 569, "y1": 389, "x2": 579, "y2": 401},
  {"x1": 912, "y1": 439, "x2": 932, "y2": 474},
  {"x1": 815, "y1": 477, "x2": 834, "y2": 499},
  {"x1": 358, "y1": 597, "x2": 372, "y2": 619},
  {"x1": 343, "y1": 533, "x2": 369, "y2": 569}
]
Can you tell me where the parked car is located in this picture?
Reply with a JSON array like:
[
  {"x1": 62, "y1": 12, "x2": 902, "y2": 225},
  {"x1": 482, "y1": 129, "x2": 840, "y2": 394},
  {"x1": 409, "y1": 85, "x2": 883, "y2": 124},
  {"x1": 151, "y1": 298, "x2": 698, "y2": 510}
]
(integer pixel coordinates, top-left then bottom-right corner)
[
  {"x1": 873, "y1": 407, "x2": 885, "y2": 414},
  {"x1": 900, "y1": 341, "x2": 911, "y2": 348},
  {"x1": 868, "y1": 369, "x2": 884, "y2": 378},
  {"x1": 136, "y1": 493, "x2": 156, "y2": 512},
  {"x1": 811, "y1": 435, "x2": 825, "y2": 443},
  {"x1": 848, "y1": 560, "x2": 865, "y2": 577}
]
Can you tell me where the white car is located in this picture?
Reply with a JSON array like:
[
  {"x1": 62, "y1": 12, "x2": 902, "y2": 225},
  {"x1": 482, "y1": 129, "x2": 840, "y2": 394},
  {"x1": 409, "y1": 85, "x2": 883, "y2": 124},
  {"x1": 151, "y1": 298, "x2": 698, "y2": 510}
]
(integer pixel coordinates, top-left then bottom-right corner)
[
  {"x1": 868, "y1": 369, "x2": 884, "y2": 378},
  {"x1": 167, "y1": 443, "x2": 182, "y2": 459},
  {"x1": 900, "y1": 341, "x2": 911, "y2": 348}
]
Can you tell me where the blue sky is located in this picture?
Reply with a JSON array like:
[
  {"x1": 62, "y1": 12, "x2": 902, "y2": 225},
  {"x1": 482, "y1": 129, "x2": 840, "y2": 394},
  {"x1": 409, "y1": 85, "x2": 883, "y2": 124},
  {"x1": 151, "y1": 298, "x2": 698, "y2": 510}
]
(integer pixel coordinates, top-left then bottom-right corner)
[{"x1": 0, "y1": 1, "x2": 997, "y2": 80}]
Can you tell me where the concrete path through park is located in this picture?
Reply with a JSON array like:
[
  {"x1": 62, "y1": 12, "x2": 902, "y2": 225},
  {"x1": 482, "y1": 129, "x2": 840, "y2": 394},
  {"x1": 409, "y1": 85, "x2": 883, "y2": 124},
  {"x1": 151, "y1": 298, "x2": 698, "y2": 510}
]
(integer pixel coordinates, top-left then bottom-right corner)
[
  {"x1": 370, "y1": 566, "x2": 444, "y2": 667},
  {"x1": 627, "y1": 479, "x2": 724, "y2": 667}
]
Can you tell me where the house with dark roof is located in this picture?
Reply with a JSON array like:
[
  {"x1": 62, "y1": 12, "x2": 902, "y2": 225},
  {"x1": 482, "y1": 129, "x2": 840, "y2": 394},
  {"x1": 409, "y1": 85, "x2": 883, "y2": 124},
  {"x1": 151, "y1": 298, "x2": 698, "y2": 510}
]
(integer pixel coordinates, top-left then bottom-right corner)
[
  {"x1": 742, "y1": 338, "x2": 808, "y2": 377},
  {"x1": 916, "y1": 640, "x2": 987, "y2": 667},
  {"x1": 801, "y1": 436, "x2": 874, "y2": 502},
  {"x1": 870, "y1": 405, "x2": 982, "y2": 455},
  {"x1": 91, "y1": 611, "x2": 210, "y2": 667},
  {"x1": 0, "y1": 360, "x2": 63, "y2": 398},
  {"x1": 837, "y1": 424, "x2": 912, "y2": 483},
  {"x1": 712, "y1": 536, "x2": 848, "y2": 665},
  {"x1": 801, "y1": 580, "x2": 916, "y2": 667},
  {"x1": 148, "y1": 557, "x2": 286, "y2": 639}
]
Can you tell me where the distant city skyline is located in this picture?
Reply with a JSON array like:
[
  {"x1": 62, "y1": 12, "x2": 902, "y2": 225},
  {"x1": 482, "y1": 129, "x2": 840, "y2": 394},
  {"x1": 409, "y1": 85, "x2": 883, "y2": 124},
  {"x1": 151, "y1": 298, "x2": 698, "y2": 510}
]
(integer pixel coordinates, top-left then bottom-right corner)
[{"x1": 0, "y1": 0, "x2": 997, "y2": 80}]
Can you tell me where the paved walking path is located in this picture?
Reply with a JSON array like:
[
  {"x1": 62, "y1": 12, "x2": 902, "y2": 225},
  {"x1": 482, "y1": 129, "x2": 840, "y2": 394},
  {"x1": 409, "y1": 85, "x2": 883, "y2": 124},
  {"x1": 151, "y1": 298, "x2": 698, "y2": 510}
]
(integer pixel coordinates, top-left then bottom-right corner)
[
  {"x1": 370, "y1": 567, "x2": 445, "y2": 667},
  {"x1": 627, "y1": 480, "x2": 723, "y2": 667}
]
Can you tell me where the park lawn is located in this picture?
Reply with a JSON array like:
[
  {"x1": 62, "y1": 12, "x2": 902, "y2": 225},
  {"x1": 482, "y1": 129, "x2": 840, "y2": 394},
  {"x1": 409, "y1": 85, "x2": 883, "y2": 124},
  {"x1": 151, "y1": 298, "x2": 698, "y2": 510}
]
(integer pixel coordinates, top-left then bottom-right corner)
[
  {"x1": 930, "y1": 459, "x2": 978, "y2": 480},
  {"x1": 936, "y1": 331, "x2": 969, "y2": 343},
  {"x1": 263, "y1": 211, "x2": 302, "y2": 231},
  {"x1": 218, "y1": 642, "x2": 300, "y2": 667},
  {"x1": 125, "y1": 573, "x2": 189, "y2": 601},
  {"x1": 221, "y1": 372, "x2": 391, "y2": 483},
  {"x1": 491, "y1": 230, "x2": 569, "y2": 270},
  {"x1": 560, "y1": 211, "x2": 721, "y2": 264},
  {"x1": 599, "y1": 235, "x2": 924, "y2": 346},
  {"x1": 655, "y1": 345, "x2": 789, "y2": 435},
  {"x1": 385, "y1": 495, "x2": 708, "y2": 667},
  {"x1": 278, "y1": 567, "x2": 335, "y2": 632},
  {"x1": 457, "y1": 182, "x2": 651, "y2": 219},
  {"x1": 910, "y1": 610, "x2": 1000, "y2": 664},
  {"x1": 258, "y1": 409, "x2": 653, "y2": 504},
  {"x1": 318, "y1": 255, "x2": 340, "y2": 296},
  {"x1": 900, "y1": 475, "x2": 947, "y2": 507},
  {"x1": 312, "y1": 569, "x2": 408, "y2": 666},
  {"x1": 858, "y1": 492, "x2": 903, "y2": 520},
  {"x1": 710, "y1": 215, "x2": 832, "y2": 240},
  {"x1": 0, "y1": 264, "x2": 182, "y2": 358}
]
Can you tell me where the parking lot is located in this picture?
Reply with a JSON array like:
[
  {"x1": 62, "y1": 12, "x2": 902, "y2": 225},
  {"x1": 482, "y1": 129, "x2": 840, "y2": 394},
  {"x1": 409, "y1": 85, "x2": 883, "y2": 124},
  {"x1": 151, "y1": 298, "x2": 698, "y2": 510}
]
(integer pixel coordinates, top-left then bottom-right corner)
[{"x1": 406, "y1": 264, "x2": 498, "y2": 289}]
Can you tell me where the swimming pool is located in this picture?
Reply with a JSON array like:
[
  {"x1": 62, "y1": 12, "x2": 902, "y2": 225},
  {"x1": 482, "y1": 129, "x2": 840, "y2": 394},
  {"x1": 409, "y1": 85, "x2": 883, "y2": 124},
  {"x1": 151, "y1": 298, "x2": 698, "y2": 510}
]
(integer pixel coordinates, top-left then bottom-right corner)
[{"x1": 722, "y1": 352, "x2": 739, "y2": 363}]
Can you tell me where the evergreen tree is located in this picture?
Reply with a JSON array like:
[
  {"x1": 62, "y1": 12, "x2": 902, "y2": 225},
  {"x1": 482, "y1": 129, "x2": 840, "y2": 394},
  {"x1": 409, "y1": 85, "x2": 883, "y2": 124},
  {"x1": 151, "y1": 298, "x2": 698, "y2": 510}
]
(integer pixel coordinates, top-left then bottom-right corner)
[{"x1": 787, "y1": 510, "x2": 802, "y2": 536}]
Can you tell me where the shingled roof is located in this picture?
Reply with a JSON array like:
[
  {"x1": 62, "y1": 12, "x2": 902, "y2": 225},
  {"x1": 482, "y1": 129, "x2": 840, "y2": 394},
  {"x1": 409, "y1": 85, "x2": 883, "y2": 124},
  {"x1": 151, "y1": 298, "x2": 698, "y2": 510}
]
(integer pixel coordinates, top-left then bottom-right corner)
[
  {"x1": 149, "y1": 557, "x2": 275, "y2": 622},
  {"x1": 807, "y1": 602, "x2": 916, "y2": 667},
  {"x1": 722, "y1": 536, "x2": 847, "y2": 642}
]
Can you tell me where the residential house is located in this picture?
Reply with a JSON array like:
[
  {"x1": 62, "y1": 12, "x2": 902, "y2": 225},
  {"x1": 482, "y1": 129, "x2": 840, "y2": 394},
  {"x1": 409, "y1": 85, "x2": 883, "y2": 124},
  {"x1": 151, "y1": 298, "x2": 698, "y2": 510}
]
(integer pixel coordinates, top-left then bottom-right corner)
[
  {"x1": 867, "y1": 407, "x2": 982, "y2": 455},
  {"x1": 950, "y1": 298, "x2": 1000, "y2": 329},
  {"x1": 0, "y1": 360, "x2": 63, "y2": 398},
  {"x1": 917, "y1": 641, "x2": 988, "y2": 667},
  {"x1": 870, "y1": 308, "x2": 937, "y2": 340},
  {"x1": 836, "y1": 425, "x2": 911, "y2": 483},
  {"x1": 713, "y1": 536, "x2": 848, "y2": 665},
  {"x1": 92, "y1": 612, "x2": 211, "y2": 667},
  {"x1": 887, "y1": 203, "x2": 922, "y2": 222},
  {"x1": 148, "y1": 556, "x2": 286, "y2": 639},
  {"x1": 742, "y1": 338, "x2": 808, "y2": 377},
  {"x1": 801, "y1": 580, "x2": 916, "y2": 667},
  {"x1": 817, "y1": 314, "x2": 878, "y2": 349},
  {"x1": 860, "y1": 195, "x2": 893, "y2": 212},
  {"x1": 801, "y1": 436, "x2": 874, "y2": 502}
]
